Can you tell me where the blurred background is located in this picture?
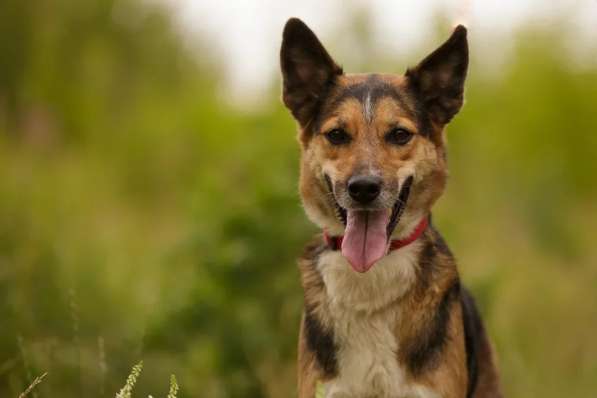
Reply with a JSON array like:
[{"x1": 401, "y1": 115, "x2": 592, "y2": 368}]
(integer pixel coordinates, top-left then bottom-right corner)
[{"x1": 1, "y1": 0, "x2": 596, "y2": 397}]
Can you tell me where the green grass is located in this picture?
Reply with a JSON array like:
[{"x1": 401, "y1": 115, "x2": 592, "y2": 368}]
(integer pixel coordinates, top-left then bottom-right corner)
[{"x1": 17, "y1": 362, "x2": 179, "y2": 398}]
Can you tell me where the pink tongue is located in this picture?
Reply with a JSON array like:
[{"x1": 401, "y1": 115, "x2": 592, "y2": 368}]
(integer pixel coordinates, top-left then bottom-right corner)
[{"x1": 341, "y1": 210, "x2": 391, "y2": 273}]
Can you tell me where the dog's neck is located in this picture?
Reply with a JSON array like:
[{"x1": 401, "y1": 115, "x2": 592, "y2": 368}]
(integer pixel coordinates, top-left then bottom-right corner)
[
  {"x1": 315, "y1": 211, "x2": 429, "y2": 313},
  {"x1": 316, "y1": 238, "x2": 423, "y2": 314}
]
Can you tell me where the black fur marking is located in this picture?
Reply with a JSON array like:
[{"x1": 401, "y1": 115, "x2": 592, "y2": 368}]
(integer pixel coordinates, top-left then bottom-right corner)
[
  {"x1": 434, "y1": 234, "x2": 453, "y2": 257},
  {"x1": 406, "y1": 275, "x2": 461, "y2": 375},
  {"x1": 416, "y1": 231, "x2": 445, "y2": 292},
  {"x1": 323, "y1": 174, "x2": 347, "y2": 226},
  {"x1": 386, "y1": 175, "x2": 413, "y2": 237},
  {"x1": 331, "y1": 75, "x2": 415, "y2": 120},
  {"x1": 300, "y1": 236, "x2": 337, "y2": 376},
  {"x1": 302, "y1": 237, "x2": 328, "y2": 264},
  {"x1": 461, "y1": 288, "x2": 483, "y2": 398},
  {"x1": 427, "y1": 224, "x2": 454, "y2": 257},
  {"x1": 304, "y1": 309, "x2": 338, "y2": 377},
  {"x1": 313, "y1": 74, "x2": 433, "y2": 137},
  {"x1": 334, "y1": 75, "x2": 411, "y2": 111}
]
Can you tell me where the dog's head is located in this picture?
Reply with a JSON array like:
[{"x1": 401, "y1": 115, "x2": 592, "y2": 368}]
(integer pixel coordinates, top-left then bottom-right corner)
[{"x1": 280, "y1": 18, "x2": 468, "y2": 272}]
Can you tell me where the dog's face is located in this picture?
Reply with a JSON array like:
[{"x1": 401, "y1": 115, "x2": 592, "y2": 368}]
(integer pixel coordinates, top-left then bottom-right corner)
[{"x1": 280, "y1": 18, "x2": 468, "y2": 272}]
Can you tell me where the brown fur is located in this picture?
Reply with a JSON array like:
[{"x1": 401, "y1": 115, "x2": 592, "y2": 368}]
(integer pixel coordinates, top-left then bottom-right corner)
[{"x1": 281, "y1": 18, "x2": 503, "y2": 397}]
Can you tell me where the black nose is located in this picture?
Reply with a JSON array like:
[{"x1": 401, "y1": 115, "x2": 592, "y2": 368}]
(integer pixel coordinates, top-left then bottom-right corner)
[{"x1": 348, "y1": 175, "x2": 382, "y2": 204}]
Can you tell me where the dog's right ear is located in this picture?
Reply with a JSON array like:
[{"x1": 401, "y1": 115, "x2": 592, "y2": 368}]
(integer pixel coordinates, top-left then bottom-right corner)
[{"x1": 280, "y1": 18, "x2": 343, "y2": 128}]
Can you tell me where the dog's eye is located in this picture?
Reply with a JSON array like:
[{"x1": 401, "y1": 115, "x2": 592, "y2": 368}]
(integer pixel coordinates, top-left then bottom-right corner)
[
  {"x1": 385, "y1": 127, "x2": 413, "y2": 146},
  {"x1": 325, "y1": 128, "x2": 351, "y2": 145}
]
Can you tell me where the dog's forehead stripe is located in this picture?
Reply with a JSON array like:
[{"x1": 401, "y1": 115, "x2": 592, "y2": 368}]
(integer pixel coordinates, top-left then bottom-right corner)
[
  {"x1": 364, "y1": 89, "x2": 373, "y2": 124},
  {"x1": 330, "y1": 75, "x2": 415, "y2": 125},
  {"x1": 311, "y1": 74, "x2": 433, "y2": 137}
]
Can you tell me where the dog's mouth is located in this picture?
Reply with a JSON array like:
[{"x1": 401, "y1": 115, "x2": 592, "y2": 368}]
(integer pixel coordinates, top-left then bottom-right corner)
[{"x1": 324, "y1": 175, "x2": 414, "y2": 272}]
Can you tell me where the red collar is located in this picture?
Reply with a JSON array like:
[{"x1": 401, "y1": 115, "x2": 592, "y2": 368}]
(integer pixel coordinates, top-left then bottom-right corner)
[{"x1": 323, "y1": 216, "x2": 429, "y2": 252}]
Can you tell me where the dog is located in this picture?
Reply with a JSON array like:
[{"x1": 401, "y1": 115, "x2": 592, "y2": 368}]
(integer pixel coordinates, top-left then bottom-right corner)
[{"x1": 280, "y1": 18, "x2": 503, "y2": 398}]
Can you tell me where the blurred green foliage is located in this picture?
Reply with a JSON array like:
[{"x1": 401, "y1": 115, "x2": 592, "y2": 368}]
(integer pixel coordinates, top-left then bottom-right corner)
[{"x1": 1, "y1": 1, "x2": 596, "y2": 397}]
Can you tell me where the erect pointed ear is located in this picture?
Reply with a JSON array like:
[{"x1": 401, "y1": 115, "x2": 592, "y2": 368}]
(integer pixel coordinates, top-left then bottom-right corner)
[
  {"x1": 280, "y1": 18, "x2": 343, "y2": 127},
  {"x1": 406, "y1": 25, "x2": 469, "y2": 125}
]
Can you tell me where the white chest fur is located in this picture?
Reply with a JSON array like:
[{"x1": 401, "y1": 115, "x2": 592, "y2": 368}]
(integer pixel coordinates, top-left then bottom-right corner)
[{"x1": 316, "y1": 245, "x2": 439, "y2": 398}]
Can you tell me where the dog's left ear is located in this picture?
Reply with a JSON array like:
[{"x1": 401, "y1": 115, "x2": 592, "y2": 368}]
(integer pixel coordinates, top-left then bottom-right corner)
[
  {"x1": 406, "y1": 25, "x2": 468, "y2": 125},
  {"x1": 280, "y1": 18, "x2": 343, "y2": 128}
]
